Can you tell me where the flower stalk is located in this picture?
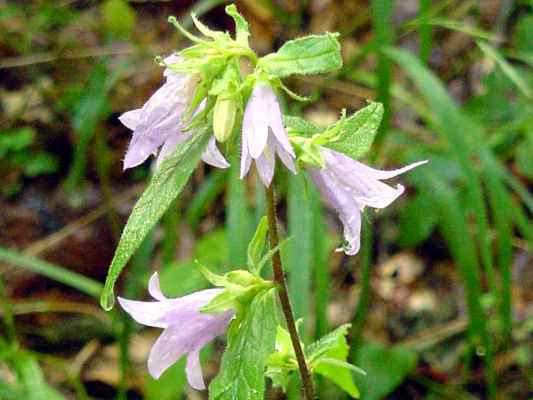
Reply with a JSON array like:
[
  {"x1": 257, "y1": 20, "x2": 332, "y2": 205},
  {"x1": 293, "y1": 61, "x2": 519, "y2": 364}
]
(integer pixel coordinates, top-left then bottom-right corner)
[{"x1": 265, "y1": 185, "x2": 315, "y2": 400}]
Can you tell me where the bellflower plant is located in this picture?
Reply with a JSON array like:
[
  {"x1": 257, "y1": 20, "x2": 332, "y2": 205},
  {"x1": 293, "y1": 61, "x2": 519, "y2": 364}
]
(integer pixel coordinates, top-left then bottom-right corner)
[
  {"x1": 240, "y1": 82, "x2": 296, "y2": 187},
  {"x1": 101, "y1": 5, "x2": 425, "y2": 400},
  {"x1": 308, "y1": 148, "x2": 427, "y2": 255}
]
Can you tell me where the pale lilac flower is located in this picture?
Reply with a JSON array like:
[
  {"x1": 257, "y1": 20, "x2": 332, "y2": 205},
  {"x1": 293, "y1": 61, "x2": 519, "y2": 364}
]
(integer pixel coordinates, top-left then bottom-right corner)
[
  {"x1": 240, "y1": 83, "x2": 296, "y2": 186},
  {"x1": 308, "y1": 148, "x2": 427, "y2": 255},
  {"x1": 119, "y1": 55, "x2": 229, "y2": 170},
  {"x1": 118, "y1": 273, "x2": 234, "y2": 389}
]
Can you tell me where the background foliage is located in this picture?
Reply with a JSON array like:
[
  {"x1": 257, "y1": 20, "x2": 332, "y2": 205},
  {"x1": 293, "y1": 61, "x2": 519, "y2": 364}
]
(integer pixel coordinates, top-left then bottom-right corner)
[{"x1": 0, "y1": 0, "x2": 531, "y2": 399}]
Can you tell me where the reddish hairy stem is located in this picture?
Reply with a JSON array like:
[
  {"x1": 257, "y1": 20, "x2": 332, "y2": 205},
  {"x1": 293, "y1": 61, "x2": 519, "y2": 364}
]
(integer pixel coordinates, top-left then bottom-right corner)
[{"x1": 265, "y1": 185, "x2": 315, "y2": 400}]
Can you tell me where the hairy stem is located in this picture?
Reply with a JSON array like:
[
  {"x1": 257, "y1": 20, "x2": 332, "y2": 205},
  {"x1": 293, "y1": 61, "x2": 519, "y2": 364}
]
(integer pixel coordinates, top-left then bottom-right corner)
[{"x1": 265, "y1": 185, "x2": 315, "y2": 400}]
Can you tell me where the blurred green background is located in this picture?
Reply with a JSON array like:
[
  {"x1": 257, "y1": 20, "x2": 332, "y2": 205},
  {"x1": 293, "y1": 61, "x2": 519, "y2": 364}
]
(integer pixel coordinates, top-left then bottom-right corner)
[{"x1": 0, "y1": 0, "x2": 532, "y2": 399}]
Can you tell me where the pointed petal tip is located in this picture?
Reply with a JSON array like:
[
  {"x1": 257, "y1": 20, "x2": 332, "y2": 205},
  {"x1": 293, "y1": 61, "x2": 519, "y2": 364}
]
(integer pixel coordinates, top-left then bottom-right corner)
[{"x1": 148, "y1": 272, "x2": 167, "y2": 301}]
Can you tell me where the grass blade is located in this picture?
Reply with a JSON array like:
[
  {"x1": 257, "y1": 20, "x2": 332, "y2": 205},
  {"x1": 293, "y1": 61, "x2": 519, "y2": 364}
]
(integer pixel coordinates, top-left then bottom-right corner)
[
  {"x1": 226, "y1": 150, "x2": 252, "y2": 267},
  {"x1": 0, "y1": 247, "x2": 102, "y2": 298},
  {"x1": 287, "y1": 174, "x2": 313, "y2": 333}
]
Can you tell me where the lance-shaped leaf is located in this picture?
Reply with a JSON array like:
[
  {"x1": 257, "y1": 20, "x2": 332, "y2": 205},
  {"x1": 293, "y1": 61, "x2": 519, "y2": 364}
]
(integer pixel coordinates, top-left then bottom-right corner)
[
  {"x1": 324, "y1": 102, "x2": 383, "y2": 160},
  {"x1": 259, "y1": 33, "x2": 342, "y2": 78},
  {"x1": 209, "y1": 288, "x2": 283, "y2": 400},
  {"x1": 100, "y1": 129, "x2": 210, "y2": 311}
]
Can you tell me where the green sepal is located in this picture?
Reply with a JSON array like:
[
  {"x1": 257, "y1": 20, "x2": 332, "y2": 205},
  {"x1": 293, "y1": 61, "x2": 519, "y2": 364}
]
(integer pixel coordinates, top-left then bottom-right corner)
[
  {"x1": 168, "y1": 16, "x2": 207, "y2": 45},
  {"x1": 258, "y1": 33, "x2": 342, "y2": 78},
  {"x1": 225, "y1": 4, "x2": 250, "y2": 46},
  {"x1": 196, "y1": 261, "x2": 228, "y2": 287},
  {"x1": 191, "y1": 12, "x2": 228, "y2": 40},
  {"x1": 290, "y1": 136, "x2": 325, "y2": 168}
]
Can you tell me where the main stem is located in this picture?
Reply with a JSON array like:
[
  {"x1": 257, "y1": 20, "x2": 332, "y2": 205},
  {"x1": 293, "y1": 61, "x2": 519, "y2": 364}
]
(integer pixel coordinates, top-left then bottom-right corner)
[{"x1": 265, "y1": 185, "x2": 315, "y2": 400}]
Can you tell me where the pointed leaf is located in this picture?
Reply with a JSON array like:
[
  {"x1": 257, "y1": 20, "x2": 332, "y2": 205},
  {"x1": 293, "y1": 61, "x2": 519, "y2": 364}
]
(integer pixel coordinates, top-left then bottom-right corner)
[
  {"x1": 100, "y1": 129, "x2": 210, "y2": 310},
  {"x1": 259, "y1": 33, "x2": 342, "y2": 78},
  {"x1": 325, "y1": 102, "x2": 383, "y2": 159},
  {"x1": 209, "y1": 288, "x2": 283, "y2": 400}
]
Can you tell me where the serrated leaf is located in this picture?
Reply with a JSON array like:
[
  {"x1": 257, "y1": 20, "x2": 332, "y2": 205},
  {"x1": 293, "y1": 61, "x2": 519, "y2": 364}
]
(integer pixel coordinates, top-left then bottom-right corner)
[
  {"x1": 247, "y1": 217, "x2": 268, "y2": 272},
  {"x1": 225, "y1": 4, "x2": 250, "y2": 46},
  {"x1": 209, "y1": 288, "x2": 283, "y2": 400},
  {"x1": 284, "y1": 115, "x2": 321, "y2": 137},
  {"x1": 259, "y1": 33, "x2": 342, "y2": 78},
  {"x1": 100, "y1": 129, "x2": 210, "y2": 311},
  {"x1": 307, "y1": 323, "x2": 351, "y2": 362},
  {"x1": 325, "y1": 102, "x2": 383, "y2": 159},
  {"x1": 307, "y1": 324, "x2": 361, "y2": 398}
]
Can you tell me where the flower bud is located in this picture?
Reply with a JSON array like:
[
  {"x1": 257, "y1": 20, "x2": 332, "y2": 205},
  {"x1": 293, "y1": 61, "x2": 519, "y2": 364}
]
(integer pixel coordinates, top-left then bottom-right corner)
[
  {"x1": 213, "y1": 96, "x2": 237, "y2": 142},
  {"x1": 226, "y1": 270, "x2": 259, "y2": 287}
]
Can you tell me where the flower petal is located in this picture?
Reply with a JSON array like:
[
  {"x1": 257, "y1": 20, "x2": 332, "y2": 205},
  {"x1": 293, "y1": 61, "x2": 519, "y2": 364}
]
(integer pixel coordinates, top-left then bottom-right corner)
[
  {"x1": 117, "y1": 288, "x2": 222, "y2": 329},
  {"x1": 147, "y1": 310, "x2": 233, "y2": 380},
  {"x1": 186, "y1": 350, "x2": 205, "y2": 390},
  {"x1": 268, "y1": 99, "x2": 294, "y2": 157},
  {"x1": 274, "y1": 136, "x2": 297, "y2": 175},
  {"x1": 147, "y1": 325, "x2": 187, "y2": 379},
  {"x1": 123, "y1": 132, "x2": 162, "y2": 170},
  {"x1": 244, "y1": 85, "x2": 269, "y2": 159},
  {"x1": 240, "y1": 123, "x2": 252, "y2": 179},
  {"x1": 337, "y1": 209, "x2": 362, "y2": 256},
  {"x1": 155, "y1": 130, "x2": 190, "y2": 168},
  {"x1": 148, "y1": 272, "x2": 167, "y2": 301},
  {"x1": 255, "y1": 136, "x2": 276, "y2": 186},
  {"x1": 119, "y1": 109, "x2": 142, "y2": 130},
  {"x1": 309, "y1": 167, "x2": 364, "y2": 255},
  {"x1": 201, "y1": 137, "x2": 230, "y2": 169}
]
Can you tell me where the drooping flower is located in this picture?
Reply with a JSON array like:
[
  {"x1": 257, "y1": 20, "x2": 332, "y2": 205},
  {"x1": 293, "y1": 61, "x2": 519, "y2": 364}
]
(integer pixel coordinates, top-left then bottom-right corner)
[
  {"x1": 118, "y1": 273, "x2": 234, "y2": 389},
  {"x1": 240, "y1": 82, "x2": 296, "y2": 186},
  {"x1": 308, "y1": 148, "x2": 427, "y2": 255},
  {"x1": 119, "y1": 55, "x2": 229, "y2": 170}
]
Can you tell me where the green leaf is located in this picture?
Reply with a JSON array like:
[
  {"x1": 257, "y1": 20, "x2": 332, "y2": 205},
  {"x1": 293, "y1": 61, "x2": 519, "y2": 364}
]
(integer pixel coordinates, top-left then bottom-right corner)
[
  {"x1": 307, "y1": 324, "x2": 361, "y2": 398},
  {"x1": 100, "y1": 129, "x2": 210, "y2": 310},
  {"x1": 314, "y1": 361, "x2": 360, "y2": 398},
  {"x1": 247, "y1": 217, "x2": 268, "y2": 273},
  {"x1": 307, "y1": 324, "x2": 350, "y2": 362},
  {"x1": 298, "y1": 324, "x2": 361, "y2": 398},
  {"x1": 259, "y1": 33, "x2": 342, "y2": 78},
  {"x1": 284, "y1": 115, "x2": 320, "y2": 138},
  {"x1": 209, "y1": 288, "x2": 283, "y2": 400},
  {"x1": 101, "y1": 0, "x2": 136, "y2": 39},
  {"x1": 16, "y1": 353, "x2": 65, "y2": 400},
  {"x1": 352, "y1": 342, "x2": 417, "y2": 400},
  {"x1": 0, "y1": 246, "x2": 102, "y2": 298},
  {"x1": 325, "y1": 102, "x2": 383, "y2": 159},
  {"x1": 225, "y1": 4, "x2": 250, "y2": 46}
]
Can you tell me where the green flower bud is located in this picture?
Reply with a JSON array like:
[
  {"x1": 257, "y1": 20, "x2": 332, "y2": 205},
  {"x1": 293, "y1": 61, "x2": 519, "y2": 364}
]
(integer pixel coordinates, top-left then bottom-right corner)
[
  {"x1": 213, "y1": 96, "x2": 237, "y2": 142},
  {"x1": 226, "y1": 270, "x2": 259, "y2": 287}
]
